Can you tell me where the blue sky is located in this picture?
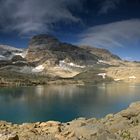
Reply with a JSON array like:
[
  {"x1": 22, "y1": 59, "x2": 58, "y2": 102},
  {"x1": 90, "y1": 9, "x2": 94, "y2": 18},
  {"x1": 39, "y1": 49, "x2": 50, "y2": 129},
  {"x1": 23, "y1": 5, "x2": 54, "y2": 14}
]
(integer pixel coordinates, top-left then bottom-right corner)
[{"x1": 0, "y1": 0, "x2": 140, "y2": 60}]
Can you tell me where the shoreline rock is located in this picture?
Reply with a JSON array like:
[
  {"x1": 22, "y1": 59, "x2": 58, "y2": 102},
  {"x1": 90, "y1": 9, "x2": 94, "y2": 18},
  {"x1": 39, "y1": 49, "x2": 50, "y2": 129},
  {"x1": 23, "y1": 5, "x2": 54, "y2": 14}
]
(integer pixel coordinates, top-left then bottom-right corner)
[{"x1": 0, "y1": 102, "x2": 140, "y2": 139}]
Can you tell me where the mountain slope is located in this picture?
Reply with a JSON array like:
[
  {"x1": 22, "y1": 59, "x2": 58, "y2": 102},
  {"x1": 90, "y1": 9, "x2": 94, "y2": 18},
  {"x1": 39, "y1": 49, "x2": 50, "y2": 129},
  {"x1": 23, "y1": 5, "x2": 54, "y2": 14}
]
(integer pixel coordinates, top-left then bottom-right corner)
[
  {"x1": 25, "y1": 34, "x2": 122, "y2": 78},
  {"x1": 1, "y1": 34, "x2": 139, "y2": 85},
  {"x1": 0, "y1": 45, "x2": 26, "y2": 60},
  {"x1": 80, "y1": 45, "x2": 121, "y2": 61},
  {"x1": 26, "y1": 34, "x2": 99, "y2": 66}
]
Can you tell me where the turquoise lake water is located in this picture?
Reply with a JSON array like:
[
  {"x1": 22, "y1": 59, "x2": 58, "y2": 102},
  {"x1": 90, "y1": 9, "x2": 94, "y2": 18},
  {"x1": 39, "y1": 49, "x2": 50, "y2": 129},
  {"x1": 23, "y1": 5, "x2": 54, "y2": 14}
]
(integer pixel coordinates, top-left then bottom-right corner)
[{"x1": 0, "y1": 83, "x2": 140, "y2": 123}]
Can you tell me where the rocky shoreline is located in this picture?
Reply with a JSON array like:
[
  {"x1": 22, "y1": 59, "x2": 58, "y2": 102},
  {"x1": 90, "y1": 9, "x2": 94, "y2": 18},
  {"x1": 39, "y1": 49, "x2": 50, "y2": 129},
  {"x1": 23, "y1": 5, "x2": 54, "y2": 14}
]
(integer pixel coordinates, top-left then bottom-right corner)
[{"x1": 1, "y1": 102, "x2": 140, "y2": 140}]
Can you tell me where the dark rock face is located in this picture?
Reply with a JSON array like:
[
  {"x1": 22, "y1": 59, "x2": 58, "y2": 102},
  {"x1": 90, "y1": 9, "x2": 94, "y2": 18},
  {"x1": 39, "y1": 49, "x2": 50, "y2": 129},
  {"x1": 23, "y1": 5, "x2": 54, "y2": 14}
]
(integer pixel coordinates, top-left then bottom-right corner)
[
  {"x1": 26, "y1": 34, "x2": 99, "y2": 65},
  {"x1": 11, "y1": 55, "x2": 26, "y2": 62},
  {"x1": 29, "y1": 34, "x2": 60, "y2": 49},
  {"x1": 80, "y1": 46, "x2": 121, "y2": 61}
]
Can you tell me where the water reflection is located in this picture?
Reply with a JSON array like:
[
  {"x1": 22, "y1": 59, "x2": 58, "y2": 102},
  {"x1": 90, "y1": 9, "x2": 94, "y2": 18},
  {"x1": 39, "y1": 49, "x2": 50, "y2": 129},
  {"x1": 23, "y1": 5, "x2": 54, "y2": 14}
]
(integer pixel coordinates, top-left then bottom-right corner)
[
  {"x1": 0, "y1": 83, "x2": 140, "y2": 123},
  {"x1": 34, "y1": 85, "x2": 81, "y2": 99}
]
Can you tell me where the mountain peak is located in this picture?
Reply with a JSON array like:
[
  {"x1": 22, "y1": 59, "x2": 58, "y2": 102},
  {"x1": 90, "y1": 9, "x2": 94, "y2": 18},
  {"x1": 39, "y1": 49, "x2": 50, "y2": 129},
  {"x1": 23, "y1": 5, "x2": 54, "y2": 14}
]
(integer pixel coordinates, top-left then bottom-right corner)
[{"x1": 29, "y1": 34, "x2": 59, "y2": 47}]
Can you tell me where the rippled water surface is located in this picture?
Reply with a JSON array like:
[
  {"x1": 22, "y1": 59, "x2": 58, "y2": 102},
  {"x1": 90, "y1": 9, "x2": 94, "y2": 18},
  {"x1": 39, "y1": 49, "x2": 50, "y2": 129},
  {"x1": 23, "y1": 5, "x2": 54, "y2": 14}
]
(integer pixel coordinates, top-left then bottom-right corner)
[{"x1": 0, "y1": 83, "x2": 140, "y2": 123}]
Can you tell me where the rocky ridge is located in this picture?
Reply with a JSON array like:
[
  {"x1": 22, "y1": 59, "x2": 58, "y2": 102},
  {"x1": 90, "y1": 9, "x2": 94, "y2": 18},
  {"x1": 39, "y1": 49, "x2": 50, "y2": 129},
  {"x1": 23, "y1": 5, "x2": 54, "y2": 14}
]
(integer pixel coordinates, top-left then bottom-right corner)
[
  {"x1": 80, "y1": 45, "x2": 121, "y2": 61},
  {"x1": 1, "y1": 102, "x2": 140, "y2": 140},
  {"x1": 26, "y1": 34, "x2": 99, "y2": 65},
  {"x1": 0, "y1": 34, "x2": 140, "y2": 86},
  {"x1": 0, "y1": 45, "x2": 26, "y2": 60}
]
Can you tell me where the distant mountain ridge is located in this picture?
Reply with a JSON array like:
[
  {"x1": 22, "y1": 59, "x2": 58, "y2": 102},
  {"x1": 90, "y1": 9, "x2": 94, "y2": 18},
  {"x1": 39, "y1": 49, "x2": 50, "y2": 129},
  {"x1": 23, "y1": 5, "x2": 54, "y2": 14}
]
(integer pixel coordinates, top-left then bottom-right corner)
[
  {"x1": 0, "y1": 45, "x2": 25, "y2": 60},
  {"x1": 26, "y1": 34, "x2": 99, "y2": 66},
  {"x1": 80, "y1": 45, "x2": 121, "y2": 61},
  {"x1": 0, "y1": 34, "x2": 122, "y2": 77},
  {"x1": 0, "y1": 35, "x2": 121, "y2": 64},
  {"x1": 26, "y1": 34, "x2": 121, "y2": 65},
  {"x1": 0, "y1": 34, "x2": 140, "y2": 86}
]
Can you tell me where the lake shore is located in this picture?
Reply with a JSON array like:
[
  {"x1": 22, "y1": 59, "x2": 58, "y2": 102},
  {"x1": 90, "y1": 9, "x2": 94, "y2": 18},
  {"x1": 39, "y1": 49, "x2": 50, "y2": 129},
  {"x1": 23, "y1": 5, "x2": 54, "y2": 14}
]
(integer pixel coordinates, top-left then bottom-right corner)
[
  {"x1": 0, "y1": 101, "x2": 140, "y2": 140},
  {"x1": 1, "y1": 64, "x2": 140, "y2": 88}
]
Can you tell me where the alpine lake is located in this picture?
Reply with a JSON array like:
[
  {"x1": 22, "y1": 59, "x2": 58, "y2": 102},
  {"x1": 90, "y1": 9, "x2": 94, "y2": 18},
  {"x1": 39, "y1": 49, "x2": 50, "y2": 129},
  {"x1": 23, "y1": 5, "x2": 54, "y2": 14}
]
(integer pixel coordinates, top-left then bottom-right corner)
[{"x1": 0, "y1": 82, "x2": 140, "y2": 123}]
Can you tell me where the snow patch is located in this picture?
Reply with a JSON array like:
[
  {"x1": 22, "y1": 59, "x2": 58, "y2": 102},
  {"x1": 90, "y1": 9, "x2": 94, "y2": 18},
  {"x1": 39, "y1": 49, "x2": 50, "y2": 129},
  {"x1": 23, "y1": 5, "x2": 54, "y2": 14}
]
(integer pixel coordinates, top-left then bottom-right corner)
[
  {"x1": 59, "y1": 60, "x2": 85, "y2": 70},
  {"x1": 129, "y1": 76, "x2": 136, "y2": 79},
  {"x1": 32, "y1": 65, "x2": 44, "y2": 73},
  {"x1": 13, "y1": 50, "x2": 27, "y2": 58},
  {"x1": 98, "y1": 60, "x2": 105, "y2": 63},
  {"x1": 97, "y1": 59, "x2": 111, "y2": 65},
  {"x1": 114, "y1": 78, "x2": 121, "y2": 81},
  {"x1": 0, "y1": 45, "x2": 23, "y2": 51},
  {"x1": 98, "y1": 73, "x2": 106, "y2": 79},
  {"x1": 0, "y1": 55, "x2": 6, "y2": 60},
  {"x1": 69, "y1": 62, "x2": 85, "y2": 68},
  {"x1": 0, "y1": 45, "x2": 27, "y2": 60}
]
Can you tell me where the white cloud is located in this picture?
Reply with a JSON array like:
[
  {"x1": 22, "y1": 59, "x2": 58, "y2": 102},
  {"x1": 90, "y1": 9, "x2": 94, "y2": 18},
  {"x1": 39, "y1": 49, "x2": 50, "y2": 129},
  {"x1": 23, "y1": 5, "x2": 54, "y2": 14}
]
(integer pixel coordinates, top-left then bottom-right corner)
[
  {"x1": 98, "y1": 0, "x2": 123, "y2": 14},
  {"x1": 123, "y1": 57, "x2": 133, "y2": 61},
  {"x1": 77, "y1": 19, "x2": 140, "y2": 49},
  {"x1": 0, "y1": 0, "x2": 83, "y2": 35}
]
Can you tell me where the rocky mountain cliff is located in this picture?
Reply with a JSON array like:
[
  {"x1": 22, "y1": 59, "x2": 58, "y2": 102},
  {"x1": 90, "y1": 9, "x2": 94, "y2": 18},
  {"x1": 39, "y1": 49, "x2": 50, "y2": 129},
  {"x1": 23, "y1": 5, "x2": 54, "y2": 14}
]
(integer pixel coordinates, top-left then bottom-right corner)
[
  {"x1": 80, "y1": 45, "x2": 121, "y2": 61},
  {"x1": 26, "y1": 34, "x2": 99, "y2": 66},
  {"x1": 0, "y1": 34, "x2": 122, "y2": 67},
  {"x1": 1, "y1": 34, "x2": 139, "y2": 85},
  {"x1": 24, "y1": 34, "x2": 123, "y2": 78}
]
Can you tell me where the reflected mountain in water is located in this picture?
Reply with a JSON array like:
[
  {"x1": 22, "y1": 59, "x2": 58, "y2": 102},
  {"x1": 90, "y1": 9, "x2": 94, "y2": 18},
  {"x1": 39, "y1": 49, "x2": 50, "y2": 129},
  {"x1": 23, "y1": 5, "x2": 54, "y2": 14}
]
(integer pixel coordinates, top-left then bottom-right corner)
[{"x1": 0, "y1": 83, "x2": 140, "y2": 123}]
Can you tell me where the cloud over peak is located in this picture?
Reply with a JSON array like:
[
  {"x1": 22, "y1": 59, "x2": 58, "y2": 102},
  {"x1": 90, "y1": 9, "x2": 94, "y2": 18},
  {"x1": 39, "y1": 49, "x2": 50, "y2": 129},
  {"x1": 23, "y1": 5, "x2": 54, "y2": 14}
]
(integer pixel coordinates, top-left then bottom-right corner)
[
  {"x1": 0, "y1": 0, "x2": 83, "y2": 35},
  {"x1": 77, "y1": 19, "x2": 140, "y2": 48},
  {"x1": 98, "y1": 0, "x2": 123, "y2": 14}
]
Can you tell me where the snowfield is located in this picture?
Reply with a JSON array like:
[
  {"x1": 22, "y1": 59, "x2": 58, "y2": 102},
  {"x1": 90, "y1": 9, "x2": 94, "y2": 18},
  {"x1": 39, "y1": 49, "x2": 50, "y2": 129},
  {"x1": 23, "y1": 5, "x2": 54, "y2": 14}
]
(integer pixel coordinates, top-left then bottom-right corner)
[
  {"x1": 97, "y1": 73, "x2": 106, "y2": 79},
  {"x1": 32, "y1": 65, "x2": 45, "y2": 73},
  {"x1": 59, "y1": 60, "x2": 85, "y2": 70}
]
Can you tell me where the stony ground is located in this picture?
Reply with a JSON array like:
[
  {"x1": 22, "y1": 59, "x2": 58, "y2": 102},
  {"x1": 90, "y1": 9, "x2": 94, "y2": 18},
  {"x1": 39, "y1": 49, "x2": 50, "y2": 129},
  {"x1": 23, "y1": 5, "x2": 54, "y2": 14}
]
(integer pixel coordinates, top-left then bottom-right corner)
[
  {"x1": 1, "y1": 102, "x2": 140, "y2": 140},
  {"x1": 105, "y1": 62, "x2": 140, "y2": 84}
]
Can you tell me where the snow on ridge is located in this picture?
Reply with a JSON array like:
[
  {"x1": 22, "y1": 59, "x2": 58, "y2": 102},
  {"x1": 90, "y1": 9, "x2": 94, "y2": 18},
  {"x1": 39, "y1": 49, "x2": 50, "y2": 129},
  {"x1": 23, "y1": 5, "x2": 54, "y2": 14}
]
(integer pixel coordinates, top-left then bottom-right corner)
[
  {"x1": 97, "y1": 60, "x2": 104, "y2": 64},
  {"x1": 59, "y1": 60, "x2": 85, "y2": 70},
  {"x1": 13, "y1": 50, "x2": 27, "y2": 58},
  {"x1": 0, "y1": 45, "x2": 27, "y2": 60},
  {"x1": 0, "y1": 55, "x2": 6, "y2": 59},
  {"x1": 97, "y1": 73, "x2": 106, "y2": 79},
  {"x1": 114, "y1": 78, "x2": 121, "y2": 81},
  {"x1": 97, "y1": 59, "x2": 109, "y2": 64},
  {"x1": 32, "y1": 65, "x2": 44, "y2": 73},
  {"x1": 129, "y1": 76, "x2": 136, "y2": 79},
  {"x1": 0, "y1": 45, "x2": 23, "y2": 51},
  {"x1": 69, "y1": 62, "x2": 85, "y2": 68}
]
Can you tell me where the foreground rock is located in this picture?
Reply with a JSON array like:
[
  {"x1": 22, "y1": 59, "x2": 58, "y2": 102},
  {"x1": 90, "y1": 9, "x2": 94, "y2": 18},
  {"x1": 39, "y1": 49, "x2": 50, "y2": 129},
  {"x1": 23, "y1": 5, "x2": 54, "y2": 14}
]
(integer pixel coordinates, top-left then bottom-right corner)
[{"x1": 1, "y1": 102, "x2": 140, "y2": 140}]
